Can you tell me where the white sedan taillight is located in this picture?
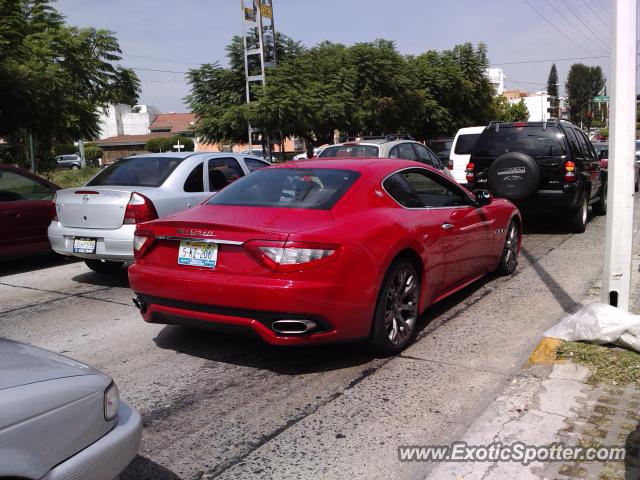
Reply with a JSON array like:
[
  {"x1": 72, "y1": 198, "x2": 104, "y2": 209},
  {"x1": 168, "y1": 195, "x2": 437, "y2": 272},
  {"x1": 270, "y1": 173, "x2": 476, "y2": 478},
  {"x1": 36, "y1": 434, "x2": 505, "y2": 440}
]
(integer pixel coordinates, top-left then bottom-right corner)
[{"x1": 123, "y1": 192, "x2": 158, "y2": 225}]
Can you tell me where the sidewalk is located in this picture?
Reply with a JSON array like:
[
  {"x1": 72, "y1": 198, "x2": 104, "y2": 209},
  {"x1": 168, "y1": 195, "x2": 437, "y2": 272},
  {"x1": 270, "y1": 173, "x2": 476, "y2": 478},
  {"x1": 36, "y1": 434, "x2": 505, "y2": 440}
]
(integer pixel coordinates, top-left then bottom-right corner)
[{"x1": 426, "y1": 251, "x2": 640, "y2": 480}]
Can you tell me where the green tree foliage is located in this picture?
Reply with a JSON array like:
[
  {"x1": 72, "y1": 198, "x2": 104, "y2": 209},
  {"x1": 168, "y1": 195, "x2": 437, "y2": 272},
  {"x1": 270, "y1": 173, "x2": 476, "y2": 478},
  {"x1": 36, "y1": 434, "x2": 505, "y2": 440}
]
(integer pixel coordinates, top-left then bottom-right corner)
[
  {"x1": 0, "y1": 0, "x2": 141, "y2": 167},
  {"x1": 83, "y1": 144, "x2": 103, "y2": 165},
  {"x1": 547, "y1": 63, "x2": 559, "y2": 115},
  {"x1": 187, "y1": 34, "x2": 495, "y2": 147},
  {"x1": 491, "y1": 96, "x2": 529, "y2": 122},
  {"x1": 144, "y1": 136, "x2": 194, "y2": 153},
  {"x1": 565, "y1": 63, "x2": 606, "y2": 129}
]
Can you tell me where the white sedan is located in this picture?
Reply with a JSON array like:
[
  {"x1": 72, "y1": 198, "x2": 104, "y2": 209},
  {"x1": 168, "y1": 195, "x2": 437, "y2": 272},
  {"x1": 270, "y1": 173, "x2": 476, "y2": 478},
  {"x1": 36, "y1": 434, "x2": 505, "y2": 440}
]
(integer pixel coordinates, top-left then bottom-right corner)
[{"x1": 48, "y1": 152, "x2": 269, "y2": 273}]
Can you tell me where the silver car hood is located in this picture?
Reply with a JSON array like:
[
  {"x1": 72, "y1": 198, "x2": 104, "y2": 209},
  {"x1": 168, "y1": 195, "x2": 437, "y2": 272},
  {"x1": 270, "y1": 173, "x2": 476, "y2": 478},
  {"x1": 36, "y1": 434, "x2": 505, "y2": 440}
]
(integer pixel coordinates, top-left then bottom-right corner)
[{"x1": 0, "y1": 338, "x2": 101, "y2": 390}]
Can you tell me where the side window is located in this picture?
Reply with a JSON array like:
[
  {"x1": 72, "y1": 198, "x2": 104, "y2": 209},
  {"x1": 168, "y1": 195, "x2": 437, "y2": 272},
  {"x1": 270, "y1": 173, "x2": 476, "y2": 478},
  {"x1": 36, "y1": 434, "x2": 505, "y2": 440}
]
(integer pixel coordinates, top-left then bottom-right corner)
[
  {"x1": 184, "y1": 163, "x2": 204, "y2": 192},
  {"x1": 413, "y1": 144, "x2": 434, "y2": 166},
  {"x1": 389, "y1": 143, "x2": 418, "y2": 161},
  {"x1": 208, "y1": 157, "x2": 244, "y2": 191},
  {"x1": 401, "y1": 170, "x2": 468, "y2": 207},
  {"x1": 245, "y1": 157, "x2": 269, "y2": 172},
  {"x1": 576, "y1": 130, "x2": 597, "y2": 161},
  {"x1": 0, "y1": 170, "x2": 53, "y2": 201},
  {"x1": 428, "y1": 149, "x2": 444, "y2": 168},
  {"x1": 383, "y1": 173, "x2": 423, "y2": 208},
  {"x1": 564, "y1": 129, "x2": 583, "y2": 159}
]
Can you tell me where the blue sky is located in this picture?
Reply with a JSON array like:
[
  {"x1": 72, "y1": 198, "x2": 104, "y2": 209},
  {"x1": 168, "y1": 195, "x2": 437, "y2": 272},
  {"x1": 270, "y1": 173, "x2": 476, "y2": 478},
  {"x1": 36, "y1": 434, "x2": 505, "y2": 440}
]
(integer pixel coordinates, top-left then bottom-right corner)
[{"x1": 55, "y1": 0, "x2": 623, "y2": 112}]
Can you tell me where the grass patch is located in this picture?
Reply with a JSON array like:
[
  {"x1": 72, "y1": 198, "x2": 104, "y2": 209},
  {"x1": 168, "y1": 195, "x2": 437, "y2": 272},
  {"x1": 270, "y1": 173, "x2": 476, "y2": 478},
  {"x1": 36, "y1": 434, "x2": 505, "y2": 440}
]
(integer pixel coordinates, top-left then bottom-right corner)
[
  {"x1": 557, "y1": 341, "x2": 640, "y2": 385},
  {"x1": 44, "y1": 167, "x2": 101, "y2": 188}
]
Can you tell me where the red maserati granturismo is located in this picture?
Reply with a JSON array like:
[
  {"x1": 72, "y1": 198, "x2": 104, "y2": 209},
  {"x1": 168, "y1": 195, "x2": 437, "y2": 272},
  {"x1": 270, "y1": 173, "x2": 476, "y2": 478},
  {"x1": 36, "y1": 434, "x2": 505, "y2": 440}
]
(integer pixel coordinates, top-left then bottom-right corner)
[{"x1": 128, "y1": 159, "x2": 521, "y2": 354}]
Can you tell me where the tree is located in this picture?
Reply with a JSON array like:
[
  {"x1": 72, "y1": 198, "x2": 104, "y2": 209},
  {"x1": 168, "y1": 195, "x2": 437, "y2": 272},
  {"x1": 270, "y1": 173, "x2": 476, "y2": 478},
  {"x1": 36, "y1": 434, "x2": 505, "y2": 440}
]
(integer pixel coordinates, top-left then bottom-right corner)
[
  {"x1": 547, "y1": 63, "x2": 559, "y2": 116},
  {"x1": 565, "y1": 63, "x2": 606, "y2": 129},
  {"x1": 492, "y1": 96, "x2": 529, "y2": 122},
  {"x1": 145, "y1": 136, "x2": 194, "y2": 153},
  {"x1": 0, "y1": 0, "x2": 141, "y2": 168}
]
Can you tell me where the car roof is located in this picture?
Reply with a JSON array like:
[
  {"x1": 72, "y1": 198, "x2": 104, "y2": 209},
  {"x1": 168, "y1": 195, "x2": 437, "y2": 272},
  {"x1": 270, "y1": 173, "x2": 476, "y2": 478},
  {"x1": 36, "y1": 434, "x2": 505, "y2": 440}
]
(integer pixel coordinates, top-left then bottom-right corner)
[
  {"x1": 456, "y1": 126, "x2": 486, "y2": 134},
  {"x1": 274, "y1": 158, "x2": 435, "y2": 175},
  {"x1": 124, "y1": 152, "x2": 267, "y2": 160}
]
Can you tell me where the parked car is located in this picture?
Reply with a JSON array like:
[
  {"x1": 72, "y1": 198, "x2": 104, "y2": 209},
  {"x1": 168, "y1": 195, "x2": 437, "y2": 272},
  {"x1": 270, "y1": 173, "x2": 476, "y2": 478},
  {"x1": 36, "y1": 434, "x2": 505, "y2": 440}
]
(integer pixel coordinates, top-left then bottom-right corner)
[
  {"x1": 426, "y1": 137, "x2": 454, "y2": 164},
  {"x1": 48, "y1": 152, "x2": 270, "y2": 273},
  {"x1": 55, "y1": 154, "x2": 82, "y2": 170},
  {"x1": 594, "y1": 142, "x2": 640, "y2": 192},
  {"x1": 0, "y1": 337, "x2": 141, "y2": 479},
  {"x1": 0, "y1": 164, "x2": 60, "y2": 259},
  {"x1": 449, "y1": 126, "x2": 484, "y2": 184},
  {"x1": 129, "y1": 159, "x2": 521, "y2": 355},
  {"x1": 317, "y1": 135, "x2": 453, "y2": 178},
  {"x1": 466, "y1": 120, "x2": 607, "y2": 233}
]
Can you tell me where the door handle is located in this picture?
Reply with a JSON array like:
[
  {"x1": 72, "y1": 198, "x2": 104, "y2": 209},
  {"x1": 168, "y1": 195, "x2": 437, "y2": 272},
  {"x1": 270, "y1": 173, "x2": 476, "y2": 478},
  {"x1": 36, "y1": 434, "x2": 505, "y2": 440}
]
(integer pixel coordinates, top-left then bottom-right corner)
[{"x1": 442, "y1": 223, "x2": 454, "y2": 230}]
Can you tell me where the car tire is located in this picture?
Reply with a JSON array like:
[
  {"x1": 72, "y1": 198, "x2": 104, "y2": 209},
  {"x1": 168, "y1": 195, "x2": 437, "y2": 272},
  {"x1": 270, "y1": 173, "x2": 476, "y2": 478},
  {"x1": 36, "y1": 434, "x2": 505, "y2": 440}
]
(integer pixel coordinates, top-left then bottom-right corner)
[
  {"x1": 568, "y1": 195, "x2": 588, "y2": 233},
  {"x1": 593, "y1": 180, "x2": 607, "y2": 216},
  {"x1": 487, "y1": 152, "x2": 541, "y2": 200},
  {"x1": 496, "y1": 220, "x2": 520, "y2": 275},
  {"x1": 71, "y1": 164, "x2": 80, "y2": 170},
  {"x1": 369, "y1": 258, "x2": 420, "y2": 356},
  {"x1": 85, "y1": 259, "x2": 124, "y2": 274},
  {"x1": 635, "y1": 178, "x2": 639, "y2": 193}
]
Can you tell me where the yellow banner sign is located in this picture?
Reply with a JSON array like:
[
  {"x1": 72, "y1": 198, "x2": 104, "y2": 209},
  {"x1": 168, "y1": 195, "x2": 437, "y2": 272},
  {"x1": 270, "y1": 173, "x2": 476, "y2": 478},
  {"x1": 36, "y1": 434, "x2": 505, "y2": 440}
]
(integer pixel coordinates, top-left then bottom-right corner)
[{"x1": 260, "y1": 4, "x2": 272, "y2": 19}]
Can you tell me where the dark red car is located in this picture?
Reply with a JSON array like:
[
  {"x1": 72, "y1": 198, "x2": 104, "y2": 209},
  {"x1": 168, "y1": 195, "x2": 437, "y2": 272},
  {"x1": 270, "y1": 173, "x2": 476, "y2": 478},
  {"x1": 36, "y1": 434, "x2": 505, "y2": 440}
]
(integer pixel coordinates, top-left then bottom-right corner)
[
  {"x1": 0, "y1": 164, "x2": 60, "y2": 259},
  {"x1": 129, "y1": 159, "x2": 521, "y2": 354}
]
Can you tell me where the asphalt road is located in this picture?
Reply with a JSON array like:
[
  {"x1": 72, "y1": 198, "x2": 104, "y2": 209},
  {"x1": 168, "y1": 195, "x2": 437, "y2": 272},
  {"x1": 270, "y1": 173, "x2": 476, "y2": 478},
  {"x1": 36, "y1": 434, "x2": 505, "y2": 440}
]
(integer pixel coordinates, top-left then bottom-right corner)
[{"x1": 1, "y1": 205, "x2": 633, "y2": 480}]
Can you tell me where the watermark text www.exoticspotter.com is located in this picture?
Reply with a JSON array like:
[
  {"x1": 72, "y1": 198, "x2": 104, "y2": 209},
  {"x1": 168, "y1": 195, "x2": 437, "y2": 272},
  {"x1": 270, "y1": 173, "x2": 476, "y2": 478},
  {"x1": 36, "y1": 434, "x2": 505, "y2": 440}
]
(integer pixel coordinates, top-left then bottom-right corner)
[{"x1": 398, "y1": 442, "x2": 625, "y2": 465}]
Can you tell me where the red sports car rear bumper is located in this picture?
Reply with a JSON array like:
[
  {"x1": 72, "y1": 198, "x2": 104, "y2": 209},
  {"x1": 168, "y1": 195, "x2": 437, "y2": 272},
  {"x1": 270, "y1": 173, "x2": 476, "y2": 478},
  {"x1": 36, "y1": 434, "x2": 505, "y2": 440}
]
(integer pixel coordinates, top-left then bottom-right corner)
[{"x1": 128, "y1": 262, "x2": 377, "y2": 345}]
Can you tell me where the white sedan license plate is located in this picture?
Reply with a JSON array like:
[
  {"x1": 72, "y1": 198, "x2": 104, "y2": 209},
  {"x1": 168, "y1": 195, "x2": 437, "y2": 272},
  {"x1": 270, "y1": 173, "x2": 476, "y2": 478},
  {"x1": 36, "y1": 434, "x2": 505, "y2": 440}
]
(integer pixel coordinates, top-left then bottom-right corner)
[
  {"x1": 73, "y1": 237, "x2": 96, "y2": 254},
  {"x1": 178, "y1": 241, "x2": 218, "y2": 268}
]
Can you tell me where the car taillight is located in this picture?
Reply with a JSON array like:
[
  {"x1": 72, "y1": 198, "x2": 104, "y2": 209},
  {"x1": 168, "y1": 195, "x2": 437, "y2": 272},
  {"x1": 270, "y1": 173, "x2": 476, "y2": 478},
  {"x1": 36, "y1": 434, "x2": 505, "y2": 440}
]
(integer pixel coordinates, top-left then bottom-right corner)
[
  {"x1": 448, "y1": 160, "x2": 454, "y2": 170},
  {"x1": 564, "y1": 160, "x2": 577, "y2": 183},
  {"x1": 465, "y1": 162, "x2": 475, "y2": 183},
  {"x1": 51, "y1": 192, "x2": 58, "y2": 221},
  {"x1": 124, "y1": 192, "x2": 158, "y2": 225},
  {"x1": 133, "y1": 230, "x2": 155, "y2": 259},
  {"x1": 245, "y1": 240, "x2": 340, "y2": 272}
]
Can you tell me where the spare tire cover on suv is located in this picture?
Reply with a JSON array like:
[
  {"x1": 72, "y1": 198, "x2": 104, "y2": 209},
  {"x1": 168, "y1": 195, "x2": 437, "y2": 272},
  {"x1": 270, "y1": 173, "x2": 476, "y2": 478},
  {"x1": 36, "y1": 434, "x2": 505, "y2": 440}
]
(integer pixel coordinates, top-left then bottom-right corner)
[{"x1": 487, "y1": 152, "x2": 541, "y2": 200}]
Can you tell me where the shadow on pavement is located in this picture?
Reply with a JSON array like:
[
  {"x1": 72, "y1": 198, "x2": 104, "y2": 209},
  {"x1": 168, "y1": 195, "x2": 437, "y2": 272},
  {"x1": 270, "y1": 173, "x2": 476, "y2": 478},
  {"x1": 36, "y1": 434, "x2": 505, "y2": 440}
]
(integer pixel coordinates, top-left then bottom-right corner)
[
  {"x1": 120, "y1": 455, "x2": 181, "y2": 480},
  {"x1": 71, "y1": 268, "x2": 130, "y2": 288},
  {"x1": 0, "y1": 253, "x2": 78, "y2": 277},
  {"x1": 154, "y1": 325, "x2": 376, "y2": 375},
  {"x1": 521, "y1": 211, "x2": 595, "y2": 235},
  {"x1": 625, "y1": 421, "x2": 640, "y2": 479}
]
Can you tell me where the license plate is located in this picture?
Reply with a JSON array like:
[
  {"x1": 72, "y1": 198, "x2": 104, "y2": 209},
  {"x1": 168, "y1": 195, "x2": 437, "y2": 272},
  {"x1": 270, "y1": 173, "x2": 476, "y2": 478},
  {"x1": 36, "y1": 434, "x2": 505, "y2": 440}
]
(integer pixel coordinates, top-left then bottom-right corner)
[
  {"x1": 73, "y1": 237, "x2": 96, "y2": 254},
  {"x1": 178, "y1": 240, "x2": 218, "y2": 268}
]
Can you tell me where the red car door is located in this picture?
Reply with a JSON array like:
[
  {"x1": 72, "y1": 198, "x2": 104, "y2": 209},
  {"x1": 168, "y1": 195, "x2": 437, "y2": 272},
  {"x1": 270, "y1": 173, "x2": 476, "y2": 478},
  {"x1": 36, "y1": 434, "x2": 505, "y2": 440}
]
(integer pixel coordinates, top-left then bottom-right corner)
[
  {"x1": 0, "y1": 167, "x2": 57, "y2": 258},
  {"x1": 398, "y1": 168, "x2": 494, "y2": 289}
]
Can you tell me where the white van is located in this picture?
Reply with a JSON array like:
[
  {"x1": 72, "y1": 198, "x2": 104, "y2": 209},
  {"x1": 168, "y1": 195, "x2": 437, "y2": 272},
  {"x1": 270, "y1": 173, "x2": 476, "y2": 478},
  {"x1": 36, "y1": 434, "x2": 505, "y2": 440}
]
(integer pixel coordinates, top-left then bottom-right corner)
[{"x1": 449, "y1": 126, "x2": 485, "y2": 184}]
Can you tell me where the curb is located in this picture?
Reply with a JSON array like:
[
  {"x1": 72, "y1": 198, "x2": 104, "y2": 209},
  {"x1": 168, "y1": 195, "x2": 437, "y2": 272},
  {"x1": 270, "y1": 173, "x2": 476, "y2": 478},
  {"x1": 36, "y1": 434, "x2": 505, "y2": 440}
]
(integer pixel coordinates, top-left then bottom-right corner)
[{"x1": 527, "y1": 337, "x2": 564, "y2": 366}]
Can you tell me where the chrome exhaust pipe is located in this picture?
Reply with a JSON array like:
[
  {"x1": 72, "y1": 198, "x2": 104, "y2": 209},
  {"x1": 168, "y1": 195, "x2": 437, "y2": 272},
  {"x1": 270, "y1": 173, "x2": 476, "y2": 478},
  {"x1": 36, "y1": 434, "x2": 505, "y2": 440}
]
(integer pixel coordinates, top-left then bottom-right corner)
[
  {"x1": 271, "y1": 319, "x2": 317, "y2": 335},
  {"x1": 132, "y1": 296, "x2": 147, "y2": 314}
]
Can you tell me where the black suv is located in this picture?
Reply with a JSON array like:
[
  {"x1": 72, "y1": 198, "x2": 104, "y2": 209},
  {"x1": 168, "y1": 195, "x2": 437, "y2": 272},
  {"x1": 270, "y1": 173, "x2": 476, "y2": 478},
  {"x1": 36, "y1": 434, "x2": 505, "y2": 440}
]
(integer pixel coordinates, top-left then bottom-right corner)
[{"x1": 466, "y1": 120, "x2": 606, "y2": 233}]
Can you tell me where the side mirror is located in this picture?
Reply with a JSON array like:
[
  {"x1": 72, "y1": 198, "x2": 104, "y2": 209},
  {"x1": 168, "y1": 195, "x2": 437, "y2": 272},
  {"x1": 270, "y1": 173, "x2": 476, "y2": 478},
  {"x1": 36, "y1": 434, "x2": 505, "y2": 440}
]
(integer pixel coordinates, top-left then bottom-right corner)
[{"x1": 474, "y1": 190, "x2": 493, "y2": 206}]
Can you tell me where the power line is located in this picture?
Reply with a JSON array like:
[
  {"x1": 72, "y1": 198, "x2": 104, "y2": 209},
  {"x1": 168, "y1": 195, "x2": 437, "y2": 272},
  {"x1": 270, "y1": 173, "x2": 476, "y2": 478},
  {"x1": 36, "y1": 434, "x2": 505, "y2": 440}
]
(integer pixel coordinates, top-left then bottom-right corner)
[
  {"x1": 581, "y1": 0, "x2": 610, "y2": 30},
  {"x1": 559, "y1": 0, "x2": 609, "y2": 50},
  {"x1": 544, "y1": 0, "x2": 607, "y2": 53},
  {"x1": 521, "y1": 0, "x2": 598, "y2": 56},
  {"x1": 126, "y1": 54, "x2": 199, "y2": 66},
  {"x1": 597, "y1": 0, "x2": 611, "y2": 15},
  {"x1": 129, "y1": 66, "x2": 189, "y2": 74},
  {"x1": 490, "y1": 54, "x2": 609, "y2": 66}
]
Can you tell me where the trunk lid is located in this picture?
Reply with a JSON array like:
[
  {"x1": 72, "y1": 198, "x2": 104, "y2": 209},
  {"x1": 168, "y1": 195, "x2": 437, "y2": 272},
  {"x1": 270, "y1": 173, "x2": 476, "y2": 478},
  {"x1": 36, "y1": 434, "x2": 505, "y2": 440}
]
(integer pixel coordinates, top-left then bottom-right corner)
[{"x1": 56, "y1": 186, "x2": 155, "y2": 229}]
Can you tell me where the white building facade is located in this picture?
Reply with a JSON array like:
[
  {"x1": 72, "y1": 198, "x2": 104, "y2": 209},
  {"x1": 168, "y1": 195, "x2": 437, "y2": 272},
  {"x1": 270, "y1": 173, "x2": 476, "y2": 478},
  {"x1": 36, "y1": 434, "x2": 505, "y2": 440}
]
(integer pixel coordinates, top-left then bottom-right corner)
[
  {"x1": 485, "y1": 68, "x2": 505, "y2": 95},
  {"x1": 96, "y1": 104, "x2": 159, "y2": 139}
]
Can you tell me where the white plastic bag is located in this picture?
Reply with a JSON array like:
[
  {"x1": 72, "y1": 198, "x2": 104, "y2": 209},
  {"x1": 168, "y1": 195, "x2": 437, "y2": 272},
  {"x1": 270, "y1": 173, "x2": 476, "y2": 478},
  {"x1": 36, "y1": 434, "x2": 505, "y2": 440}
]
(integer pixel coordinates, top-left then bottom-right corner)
[{"x1": 544, "y1": 303, "x2": 640, "y2": 352}]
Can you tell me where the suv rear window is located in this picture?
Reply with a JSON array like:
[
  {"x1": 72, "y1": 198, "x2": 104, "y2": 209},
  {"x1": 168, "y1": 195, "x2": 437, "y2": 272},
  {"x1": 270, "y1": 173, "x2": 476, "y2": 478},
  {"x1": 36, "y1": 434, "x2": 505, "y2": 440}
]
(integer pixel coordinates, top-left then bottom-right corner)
[
  {"x1": 426, "y1": 140, "x2": 453, "y2": 158},
  {"x1": 207, "y1": 168, "x2": 360, "y2": 210},
  {"x1": 318, "y1": 145, "x2": 379, "y2": 158},
  {"x1": 87, "y1": 156, "x2": 184, "y2": 187},
  {"x1": 454, "y1": 134, "x2": 481, "y2": 155},
  {"x1": 473, "y1": 126, "x2": 568, "y2": 158}
]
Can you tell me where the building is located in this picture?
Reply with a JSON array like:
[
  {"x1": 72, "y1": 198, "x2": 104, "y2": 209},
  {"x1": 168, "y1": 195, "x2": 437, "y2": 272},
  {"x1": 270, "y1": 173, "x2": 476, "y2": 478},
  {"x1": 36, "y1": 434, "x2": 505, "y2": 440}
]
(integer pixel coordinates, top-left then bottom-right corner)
[
  {"x1": 504, "y1": 89, "x2": 552, "y2": 122},
  {"x1": 485, "y1": 68, "x2": 505, "y2": 95},
  {"x1": 96, "y1": 104, "x2": 159, "y2": 139}
]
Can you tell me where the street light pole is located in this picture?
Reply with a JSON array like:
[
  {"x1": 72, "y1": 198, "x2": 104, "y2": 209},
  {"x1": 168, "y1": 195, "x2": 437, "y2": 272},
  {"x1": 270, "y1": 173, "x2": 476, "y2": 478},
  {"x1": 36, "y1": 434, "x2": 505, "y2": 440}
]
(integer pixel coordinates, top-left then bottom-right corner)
[{"x1": 602, "y1": 0, "x2": 637, "y2": 310}]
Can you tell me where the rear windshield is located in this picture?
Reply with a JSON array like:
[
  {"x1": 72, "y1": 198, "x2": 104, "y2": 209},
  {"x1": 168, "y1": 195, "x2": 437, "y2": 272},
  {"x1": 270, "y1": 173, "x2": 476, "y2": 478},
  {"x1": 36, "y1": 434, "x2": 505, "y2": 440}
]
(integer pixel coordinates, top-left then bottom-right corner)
[
  {"x1": 426, "y1": 140, "x2": 453, "y2": 156},
  {"x1": 87, "y1": 156, "x2": 184, "y2": 187},
  {"x1": 473, "y1": 126, "x2": 568, "y2": 158},
  {"x1": 454, "y1": 133, "x2": 481, "y2": 155},
  {"x1": 206, "y1": 168, "x2": 360, "y2": 210},
  {"x1": 318, "y1": 145, "x2": 379, "y2": 158}
]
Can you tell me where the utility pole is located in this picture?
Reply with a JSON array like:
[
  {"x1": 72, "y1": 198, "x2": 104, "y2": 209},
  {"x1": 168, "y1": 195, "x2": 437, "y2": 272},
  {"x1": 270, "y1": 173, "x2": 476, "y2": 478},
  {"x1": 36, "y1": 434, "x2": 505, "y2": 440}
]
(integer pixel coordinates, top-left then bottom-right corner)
[
  {"x1": 602, "y1": 0, "x2": 637, "y2": 310},
  {"x1": 28, "y1": 133, "x2": 35, "y2": 173},
  {"x1": 240, "y1": 0, "x2": 277, "y2": 161}
]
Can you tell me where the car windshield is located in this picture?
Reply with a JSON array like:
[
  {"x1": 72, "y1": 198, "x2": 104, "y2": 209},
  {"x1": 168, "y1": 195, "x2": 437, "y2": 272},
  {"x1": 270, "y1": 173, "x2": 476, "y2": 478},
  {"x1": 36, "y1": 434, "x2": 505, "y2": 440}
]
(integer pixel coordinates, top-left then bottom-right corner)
[
  {"x1": 473, "y1": 126, "x2": 568, "y2": 158},
  {"x1": 87, "y1": 156, "x2": 184, "y2": 187},
  {"x1": 318, "y1": 145, "x2": 379, "y2": 158},
  {"x1": 206, "y1": 168, "x2": 360, "y2": 210},
  {"x1": 454, "y1": 134, "x2": 481, "y2": 155}
]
